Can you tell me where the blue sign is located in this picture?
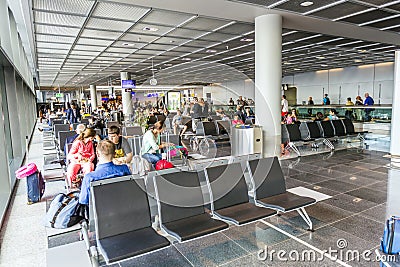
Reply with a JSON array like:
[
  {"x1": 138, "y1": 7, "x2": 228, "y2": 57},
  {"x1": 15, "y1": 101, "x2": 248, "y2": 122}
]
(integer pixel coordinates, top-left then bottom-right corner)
[
  {"x1": 147, "y1": 93, "x2": 158, "y2": 97},
  {"x1": 122, "y1": 80, "x2": 136, "y2": 89}
]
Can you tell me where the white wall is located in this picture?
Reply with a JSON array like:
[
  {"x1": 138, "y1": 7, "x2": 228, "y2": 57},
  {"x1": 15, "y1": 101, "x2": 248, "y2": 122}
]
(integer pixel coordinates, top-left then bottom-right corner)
[
  {"x1": 283, "y1": 62, "x2": 394, "y2": 105},
  {"x1": 203, "y1": 79, "x2": 255, "y2": 104}
]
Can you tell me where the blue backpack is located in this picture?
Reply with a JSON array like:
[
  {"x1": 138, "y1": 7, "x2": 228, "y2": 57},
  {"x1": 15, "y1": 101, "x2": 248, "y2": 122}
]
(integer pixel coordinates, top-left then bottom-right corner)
[
  {"x1": 381, "y1": 216, "x2": 400, "y2": 254},
  {"x1": 43, "y1": 191, "x2": 86, "y2": 229}
]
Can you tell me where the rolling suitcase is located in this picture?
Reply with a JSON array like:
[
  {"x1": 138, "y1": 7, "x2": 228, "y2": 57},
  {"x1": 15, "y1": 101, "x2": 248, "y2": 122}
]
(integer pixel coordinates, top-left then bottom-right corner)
[{"x1": 16, "y1": 163, "x2": 45, "y2": 204}]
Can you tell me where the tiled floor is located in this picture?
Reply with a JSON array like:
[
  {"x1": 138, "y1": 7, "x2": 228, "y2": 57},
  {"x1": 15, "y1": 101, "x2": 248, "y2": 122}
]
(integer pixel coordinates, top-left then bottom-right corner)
[{"x1": 1, "y1": 125, "x2": 399, "y2": 266}]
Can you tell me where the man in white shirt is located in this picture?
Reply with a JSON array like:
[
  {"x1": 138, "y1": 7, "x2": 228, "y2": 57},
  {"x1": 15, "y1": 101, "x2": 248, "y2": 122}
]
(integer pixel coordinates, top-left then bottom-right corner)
[{"x1": 281, "y1": 95, "x2": 289, "y2": 117}]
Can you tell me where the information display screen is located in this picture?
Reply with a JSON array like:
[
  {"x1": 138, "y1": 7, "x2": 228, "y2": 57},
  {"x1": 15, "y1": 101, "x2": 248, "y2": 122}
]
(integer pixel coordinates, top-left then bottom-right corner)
[{"x1": 121, "y1": 80, "x2": 136, "y2": 89}]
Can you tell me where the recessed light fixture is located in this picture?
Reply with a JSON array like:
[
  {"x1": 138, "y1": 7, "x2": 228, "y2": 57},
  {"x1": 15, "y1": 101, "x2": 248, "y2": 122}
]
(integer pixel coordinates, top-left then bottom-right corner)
[
  {"x1": 354, "y1": 59, "x2": 363, "y2": 63},
  {"x1": 206, "y1": 49, "x2": 217, "y2": 53},
  {"x1": 283, "y1": 61, "x2": 292, "y2": 65},
  {"x1": 164, "y1": 63, "x2": 173, "y2": 66},
  {"x1": 294, "y1": 68, "x2": 301, "y2": 71},
  {"x1": 321, "y1": 64, "x2": 328, "y2": 67},
  {"x1": 358, "y1": 49, "x2": 367, "y2": 53},
  {"x1": 240, "y1": 38, "x2": 253, "y2": 42},
  {"x1": 300, "y1": 1, "x2": 314, "y2": 7},
  {"x1": 143, "y1": 27, "x2": 158, "y2": 32},
  {"x1": 122, "y1": 43, "x2": 134, "y2": 46},
  {"x1": 316, "y1": 56, "x2": 325, "y2": 59},
  {"x1": 182, "y1": 57, "x2": 192, "y2": 61}
]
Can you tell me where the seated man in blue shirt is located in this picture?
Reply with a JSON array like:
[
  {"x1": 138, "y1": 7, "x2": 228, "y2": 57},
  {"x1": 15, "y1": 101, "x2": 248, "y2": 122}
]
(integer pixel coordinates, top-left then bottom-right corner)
[{"x1": 79, "y1": 139, "x2": 131, "y2": 205}]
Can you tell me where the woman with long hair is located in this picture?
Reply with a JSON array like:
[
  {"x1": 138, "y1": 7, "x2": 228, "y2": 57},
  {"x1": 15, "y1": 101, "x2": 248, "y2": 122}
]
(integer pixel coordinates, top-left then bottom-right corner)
[
  {"x1": 67, "y1": 128, "x2": 96, "y2": 186},
  {"x1": 140, "y1": 121, "x2": 171, "y2": 166}
]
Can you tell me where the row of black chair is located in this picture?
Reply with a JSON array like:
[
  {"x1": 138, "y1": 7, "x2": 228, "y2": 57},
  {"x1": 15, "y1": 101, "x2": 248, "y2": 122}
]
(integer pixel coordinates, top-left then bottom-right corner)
[
  {"x1": 283, "y1": 119, "x2": 367, "y2": 156},
  {"x1": 89, "y1": 156, "x2": 316, "y2": 264}
]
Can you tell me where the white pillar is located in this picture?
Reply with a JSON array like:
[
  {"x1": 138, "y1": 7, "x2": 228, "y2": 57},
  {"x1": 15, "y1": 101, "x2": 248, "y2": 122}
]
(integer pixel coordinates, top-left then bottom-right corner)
[
  {"x1": 90, "y1": 84, "x2": 97, "y2": 112},
  {"x1": 391, "y1": 50, "x2": 400, "y2": 156},
  {"x1": 255, "y1": 14, "x2": 282, "y2": 157},
  {"x1": 120, "y1": 72, "x2": 133, "y2": 119}
]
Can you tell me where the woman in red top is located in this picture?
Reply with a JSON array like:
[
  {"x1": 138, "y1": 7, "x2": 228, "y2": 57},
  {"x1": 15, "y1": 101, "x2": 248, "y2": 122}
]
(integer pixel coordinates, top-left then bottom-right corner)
[{"x1": 66, "y1": 128, "x2": 96, "y2": 187}]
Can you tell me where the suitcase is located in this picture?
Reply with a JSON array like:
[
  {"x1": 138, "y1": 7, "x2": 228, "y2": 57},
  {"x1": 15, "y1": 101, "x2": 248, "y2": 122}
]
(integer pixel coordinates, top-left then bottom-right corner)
[{"x1": 16, "y1": 163, "x2": 45, "y2": 204}]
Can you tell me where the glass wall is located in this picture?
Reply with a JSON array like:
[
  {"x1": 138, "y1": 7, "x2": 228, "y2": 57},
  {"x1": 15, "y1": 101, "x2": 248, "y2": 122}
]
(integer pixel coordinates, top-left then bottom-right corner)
[{"x1": 0, "y1": 61, "x2": 36, "y2": 225}]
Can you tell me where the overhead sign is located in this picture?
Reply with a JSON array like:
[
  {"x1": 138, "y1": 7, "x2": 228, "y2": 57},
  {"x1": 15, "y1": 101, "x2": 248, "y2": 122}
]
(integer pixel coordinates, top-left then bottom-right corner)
[
  {"x1": 122, "y1": 80, "x2": 136, "y2": 89},
  {"x1": 55, "y1": 93, "x2": 64, "y2": 98}
]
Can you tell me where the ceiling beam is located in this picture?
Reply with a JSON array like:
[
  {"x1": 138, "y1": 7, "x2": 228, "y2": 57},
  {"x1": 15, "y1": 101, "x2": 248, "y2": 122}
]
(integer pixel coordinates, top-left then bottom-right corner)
[{"x1": 108, "y1": 0, "x2": 400, "y2": 46}]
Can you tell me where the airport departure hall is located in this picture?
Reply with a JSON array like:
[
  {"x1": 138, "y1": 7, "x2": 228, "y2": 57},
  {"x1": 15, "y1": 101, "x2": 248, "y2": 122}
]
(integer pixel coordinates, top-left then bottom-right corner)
[{"x1": 1, "y1": 0, "x2": 400, "y2": 266}]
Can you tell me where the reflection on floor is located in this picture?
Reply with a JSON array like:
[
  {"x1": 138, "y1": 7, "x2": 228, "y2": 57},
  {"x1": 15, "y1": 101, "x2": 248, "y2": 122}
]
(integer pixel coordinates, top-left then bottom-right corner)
[{"x1": 1, "y1": 126, "x2": 399, "y2": 267}]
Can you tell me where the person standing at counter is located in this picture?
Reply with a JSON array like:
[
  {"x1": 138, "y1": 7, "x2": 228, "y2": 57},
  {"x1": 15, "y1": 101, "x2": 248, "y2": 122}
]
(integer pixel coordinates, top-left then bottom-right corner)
[
  {"x1": 323, "y1": 94, "x2": 330, "y2": 105},
  {"x1": 364, "y1": 93, "x2": 374, "y2": 122},
  {"x1": 281, "y1": 95, "x2": 289, "y2": 117},
  {"x1": 345, "y1": 97, "x2": 354, "y2": 120},
  {"x1": 307, "y1": 96, "x2": 314, "y2": 116}
]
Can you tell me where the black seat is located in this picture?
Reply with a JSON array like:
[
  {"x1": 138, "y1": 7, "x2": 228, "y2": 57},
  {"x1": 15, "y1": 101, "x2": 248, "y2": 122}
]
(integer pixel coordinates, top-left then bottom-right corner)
[
  {"x1": 342, "y1": 119, "x2": 368, "y2": 135},
  {"x1": 282, "y1": 124, "x2": 315, "y2": 156},
  {"x1": 331, "y1": 120, "x2": 346, "y2": 137},
  {"x1": 300, "y1": 122, "x2": 321, "y2": 140},
  {"x1": 318, "y1": 121, "x2": 335, "y2": 138},
  {"x1": 122, "y1": 126, "x2": 143, "y2": 136},
  {"x1": 205, "y1": 163, "x2": 276, "y2": 225},
  {"x1": 248, "y1": 157, "x2": 316, "y2": 230},
  {"x1": 53, "y1": 124, "x2": 70, "y2": 139},
  {"x1": 92, "y1": 179, "x2": 169, "y2": 264},
  {"x1": 154, "y1": 171, "x2": 228, "y2": 242},
  {"x1": 58, "y1": 130, "x2": 76, "y2": 156}
]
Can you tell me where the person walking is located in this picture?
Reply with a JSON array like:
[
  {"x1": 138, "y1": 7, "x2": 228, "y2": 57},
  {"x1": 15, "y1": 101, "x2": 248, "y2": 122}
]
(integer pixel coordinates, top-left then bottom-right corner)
[{"x1": 364, "y1": 93, "x2": 374, "y2": 121}]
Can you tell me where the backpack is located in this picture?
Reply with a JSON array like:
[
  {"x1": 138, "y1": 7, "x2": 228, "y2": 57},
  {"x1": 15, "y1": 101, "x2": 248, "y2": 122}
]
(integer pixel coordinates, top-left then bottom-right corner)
[
  {"x1": 155, "y1": 160, "x2": 174, "y2": 170},
  {"x1": 43, "y1": 191, "x2": 87, "y2": 229},
  {"x1": 381, "y1": 216, "x2": 400, "y2": 254}
]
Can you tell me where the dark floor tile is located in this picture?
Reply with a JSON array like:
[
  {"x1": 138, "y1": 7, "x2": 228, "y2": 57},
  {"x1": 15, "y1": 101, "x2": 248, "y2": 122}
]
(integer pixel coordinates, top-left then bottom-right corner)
[
  {"x1": 306, "y1": 168, "x2": 349, "y2": 179},
  {"x1": 222, "y1": 222, "x2": 290, "y2": 253},
  {"x1": 304, "y1": 184, "x2": 340, "y2": 196},
  {"x1": 373, "y1": 167, "x2": 389, "y2": 174},
  {"x1": 285, "y1": 177, "x2": 310, "y2": 189},
  {"x1": 288, "y1": 163, "x2": 323, "y2": 173},
  {"x1": 323, "y1": 193, "x2": 378, "y2": 213},
  {"x1": 365, "y1": 181, "x2": 388, "y2": 193},
  {"x1": 328, "y1": 165, "x2": 365, "y2": 174},
  {"x1": 359, "y1": 203, "x2": 387, "y2": 224},
  {"x1": 289, "y1": 172, "x2": 331, "y2": 184},
  {"x1": 346, "y1": 187, "x2": 388, "y2": 204},
  {"x1": 353, "y1": 170, "x2": 388, "y2": 180},
  {"x1": 313, "y1": 180, "x2": 359, "y2": 193},
  {"x1": 173, "y1": 232, "x2": 248, "y2": 267},
  {"x1": 47, "y1": 231, "x2": 81, "y2": 248},
  {"x1": 281, "y1": 168, "x2": 302, "y2": 177},
  {"x1": 304, "y1": 202, "x2": 352, "y2": 225},
  {"x1": 263, "y1": 216, "x2": 308, "y2": 237},
  {"x1": 339, "y1": 174, "x2": 380, "y2": 187},
  {"x1": 119, "y1": 246, "x2": 192, "y2": 267},
  {"x1": 331, "y1": 215, "x2": 384, "y2": 243},
  {"x1": 297, "y1": 225, "x2": 373, "y2": 256},
  {"x1": 352, "y1": 161, "x2": 383, "y2": 171}
]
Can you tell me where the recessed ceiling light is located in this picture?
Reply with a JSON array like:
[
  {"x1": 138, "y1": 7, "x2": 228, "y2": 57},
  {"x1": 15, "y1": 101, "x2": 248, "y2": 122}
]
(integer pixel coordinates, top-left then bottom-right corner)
[
  {"x1": 182, "y1": 57, "x2": 191, "y2": 61},
  {"x1": 316, "y1": 56, "x2": 325, "y2": 59},
  {"x1": 358, "y1": 49, "x2": 367, "y2": 53},
  {"x1": 294, "y1": 68, "x2": 301, "y2": 71},
  {"x1": 122, "y1": 43, "x2": 134, "y2": 46},
  {"x1": 321, "y1": 64, "x2": 328, "y2": 67},
  {"x1": 164, "y1": 63, "x2": 173, "y2": 66},
  {"x1": 240, "y1": 38, "x2": 253, "y2": 42},
  {"x1": 300, "y1": 1, "x2": 314, "y2": 7},
  {"x1": 143, "y1": 27, "x2": 158, "y2": 32},
  {"x1": 206, "y1": 49, "x2": 217, "y2": 53},
  {"x1": 354, "y1": 59, "x2": 363, "y2": 63}
]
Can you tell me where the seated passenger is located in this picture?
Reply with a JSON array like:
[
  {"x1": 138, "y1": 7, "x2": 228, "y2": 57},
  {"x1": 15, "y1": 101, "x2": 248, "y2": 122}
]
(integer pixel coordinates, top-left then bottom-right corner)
[
  {"x1": 64, "y1": 124, "x2": 86, "y2": 156},
  {"x1": 107, "y1": 126, "x2": 133, "y2": 165},
  {"x1": 232, "y1": 115, "x2": 244, "y2": 125},
  {"x1": 172, "y1": 110, "x2": 188, "y2": 136},
  {"x1": 324, "y1": 109, "x2": 339, "y2": 121},
  {"x1": 141, "y1": 121, "x2": 171, "y2": 166},
  {"x1": 314, "y1": 112, "x2": 324, "y2": 121},
  {"x1": 67, "y1": 128, "x2": 96, "y2": 187},
  {"x1": 285, "y1": 109, "x2": 297, "y2": 124},
  {"x1": 79, "y1": 140, "x2": 131, "y2": 205}
]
